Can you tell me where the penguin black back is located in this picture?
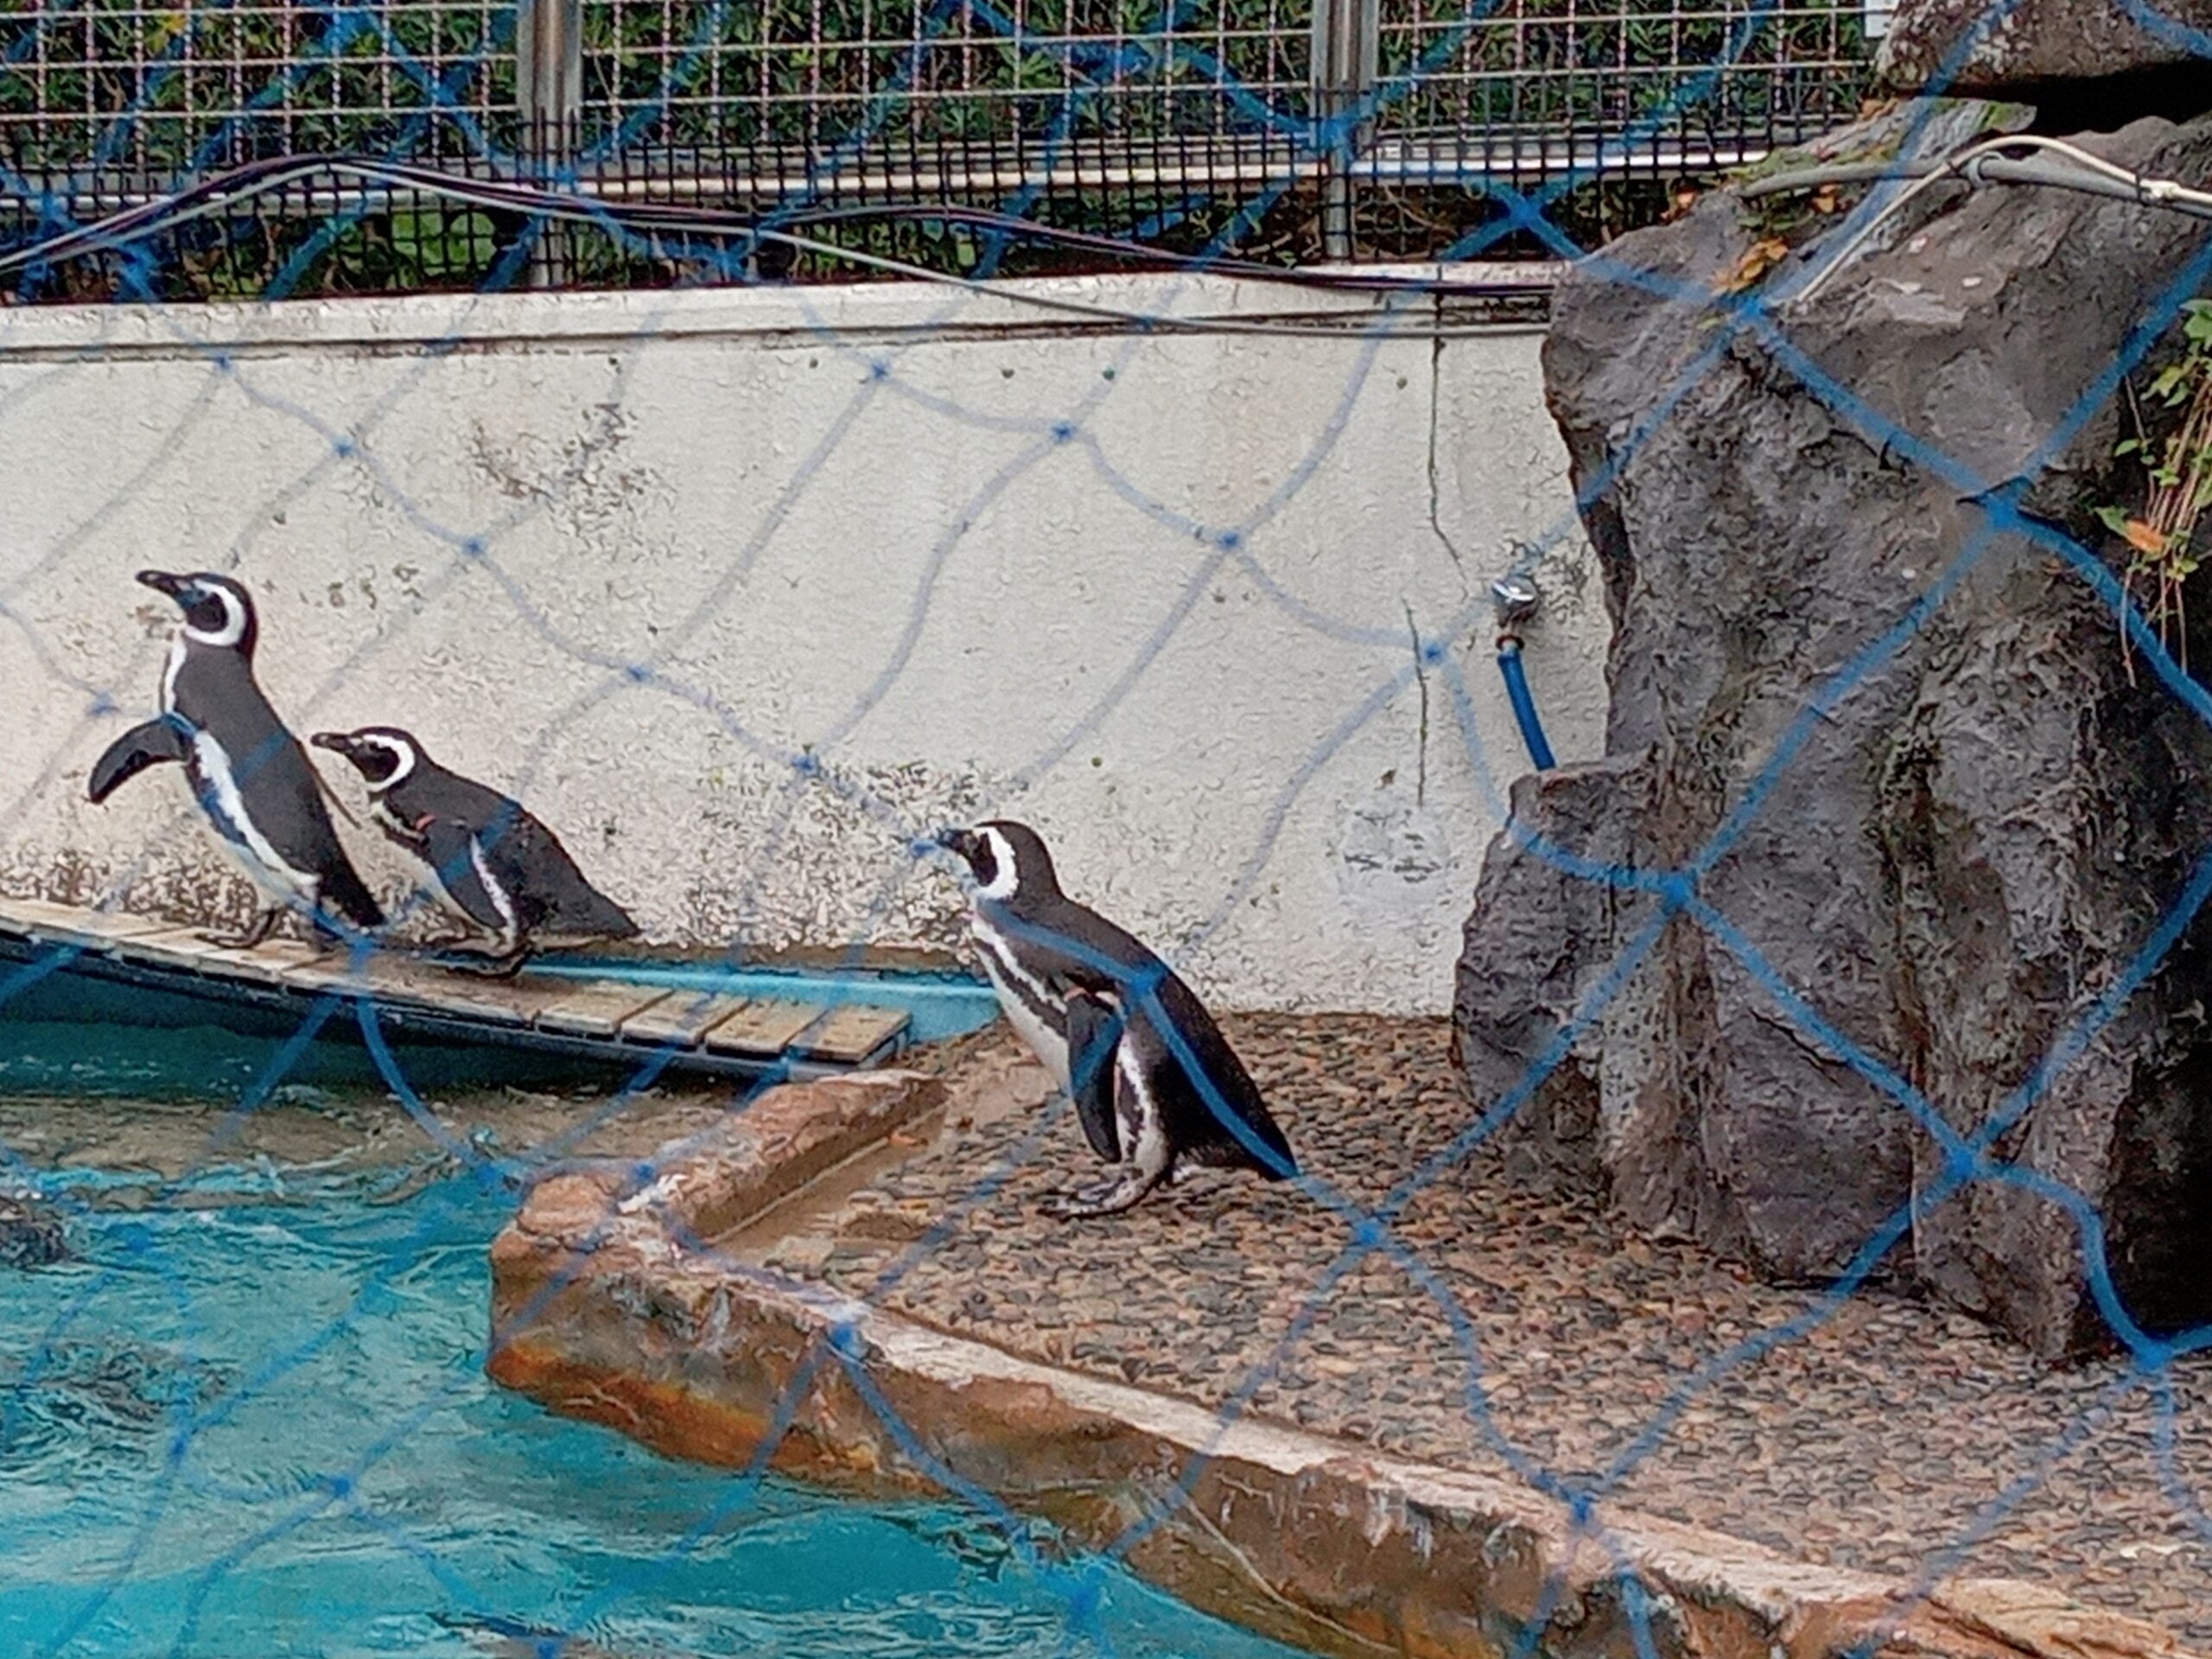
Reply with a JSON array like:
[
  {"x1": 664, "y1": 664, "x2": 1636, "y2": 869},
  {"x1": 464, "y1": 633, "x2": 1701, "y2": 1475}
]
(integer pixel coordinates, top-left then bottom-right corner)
[{"x1": 1020, "y1": 891, "x2": 1294, "y2": 1179}]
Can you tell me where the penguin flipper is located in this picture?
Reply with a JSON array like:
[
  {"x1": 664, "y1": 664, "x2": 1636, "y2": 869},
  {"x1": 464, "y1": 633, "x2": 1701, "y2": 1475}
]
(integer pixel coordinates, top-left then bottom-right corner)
[
  {"x1": 87, "y1": 715, "x2": 190, "y2": 804},
  {"x1": 485, "y1": 810, "x2": 638, "y2": 940},
  {"x1": 1154, "y1": 978, "x2": 1299, "y2": 1181},
  {"x1": 419, "y1": 817, "x2": 513, "y2": 939},
  {"x1": 1061, "y1": 987, "x2": 1124, "y2": 1164}
]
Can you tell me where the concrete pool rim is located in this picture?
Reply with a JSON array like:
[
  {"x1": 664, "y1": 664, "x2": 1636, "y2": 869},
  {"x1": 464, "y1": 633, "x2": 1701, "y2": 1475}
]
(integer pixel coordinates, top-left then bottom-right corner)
[{"x1": 486, "y1": 1071, "x2": 2193, "y2": 1659}]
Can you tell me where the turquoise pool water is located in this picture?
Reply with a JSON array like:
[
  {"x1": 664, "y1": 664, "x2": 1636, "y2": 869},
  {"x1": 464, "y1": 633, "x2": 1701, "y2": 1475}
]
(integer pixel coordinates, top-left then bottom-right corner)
[{"x1": 0, "y1": 1169, "x2": 1306, "y2": 1659}]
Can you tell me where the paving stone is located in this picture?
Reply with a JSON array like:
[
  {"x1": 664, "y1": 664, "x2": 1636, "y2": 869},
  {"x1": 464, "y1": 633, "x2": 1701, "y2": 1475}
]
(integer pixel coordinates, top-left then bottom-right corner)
[{"x1": 815, "y1": 1013, "x2": 2212, "y2": 1646}]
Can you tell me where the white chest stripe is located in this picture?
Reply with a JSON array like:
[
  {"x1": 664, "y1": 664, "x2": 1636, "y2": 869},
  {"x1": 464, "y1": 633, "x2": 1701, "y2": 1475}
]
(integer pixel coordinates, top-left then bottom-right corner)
[
  {"x1": 160, "y1": 636, "x2": 185, "y2": 715},
  {"x1": 193, "y1": 729, "x2": 318, "y2": 899},
  {"x1": 371, "y1": 799, "x2": 416, "y2": 843},
  {"x1": 470, "y1": 836, "x2": 520, "y2": 943},
  {"x1": 971, "y1": 911, "x2": 1071, "y2": 1090},
  {"x1": 1116, "y1": 1041, "x2": 1167, "y2": 1172}
]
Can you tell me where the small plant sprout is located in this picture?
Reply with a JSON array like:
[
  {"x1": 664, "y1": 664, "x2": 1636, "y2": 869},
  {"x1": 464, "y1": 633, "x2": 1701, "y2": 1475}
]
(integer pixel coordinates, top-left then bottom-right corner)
[{"x1": 2101, "y1": 298, "x2": 2212, "y2": 674}]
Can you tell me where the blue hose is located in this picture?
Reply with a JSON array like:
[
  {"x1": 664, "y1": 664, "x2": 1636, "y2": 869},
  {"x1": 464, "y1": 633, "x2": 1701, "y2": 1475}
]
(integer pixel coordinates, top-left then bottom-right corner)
[{"x1": 1497, "y1": 639, "x2": 1556, "y2": 772}]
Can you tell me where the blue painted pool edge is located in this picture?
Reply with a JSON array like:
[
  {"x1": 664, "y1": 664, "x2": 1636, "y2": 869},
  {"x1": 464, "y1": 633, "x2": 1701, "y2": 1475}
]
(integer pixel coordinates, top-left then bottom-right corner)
[{"x1": 524, "y1": 958, "x2": 1002, "y2": 1046}]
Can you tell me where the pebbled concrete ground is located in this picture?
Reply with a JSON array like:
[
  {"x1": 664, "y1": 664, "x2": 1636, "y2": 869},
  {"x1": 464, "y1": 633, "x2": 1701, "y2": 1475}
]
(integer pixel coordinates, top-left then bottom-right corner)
[{"x1": 775, "y1": 1014, "x2": 2212, "y2": 1649}]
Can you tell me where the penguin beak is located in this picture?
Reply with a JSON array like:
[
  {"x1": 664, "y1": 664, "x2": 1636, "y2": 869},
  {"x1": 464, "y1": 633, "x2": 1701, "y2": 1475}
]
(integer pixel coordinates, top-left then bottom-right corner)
[
  {"x1": 309, "y1": 732, "x2": 360, "y2": 766},
  {"x1": 934, "y1": 827, "x2": 981, "y2": 865},
  {"x1": 136, "y1": 569, "x2": 188, "y2": 601}
]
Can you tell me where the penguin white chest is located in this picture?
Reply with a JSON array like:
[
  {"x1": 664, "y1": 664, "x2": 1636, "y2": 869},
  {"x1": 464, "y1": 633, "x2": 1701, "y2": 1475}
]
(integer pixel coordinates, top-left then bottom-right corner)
[
  {"x1": 467, "y1": 835, "x2": 521, "y2": 944},
  {"x1": 189, "y1": 730, "x2": 317, "y2": 902},
  {"x1": 970, "y1": 914, "x2": 1070, "y2": 1090}
]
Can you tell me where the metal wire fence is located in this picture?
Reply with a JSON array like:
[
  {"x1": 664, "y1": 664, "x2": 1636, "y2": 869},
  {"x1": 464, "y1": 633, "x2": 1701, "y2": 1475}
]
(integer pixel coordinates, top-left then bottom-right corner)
[{"x1": 0, "y1": 0, "x2": 1870, "y2": 297}]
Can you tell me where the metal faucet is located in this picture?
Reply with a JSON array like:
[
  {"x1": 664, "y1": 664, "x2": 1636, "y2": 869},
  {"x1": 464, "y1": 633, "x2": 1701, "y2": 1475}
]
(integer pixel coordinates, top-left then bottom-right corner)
[{"x1": 1490, "y1": 571, "x2": 1541, "y2": 636}]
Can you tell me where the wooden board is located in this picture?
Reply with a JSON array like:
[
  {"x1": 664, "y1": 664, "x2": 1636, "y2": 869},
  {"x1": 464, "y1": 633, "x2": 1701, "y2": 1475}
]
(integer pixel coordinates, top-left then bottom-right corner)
[
  {"x1": 134, "y1": 934, "x2": 516, "y2": 1020},
  {"x1": 618, "y1": 992, "x2": 758, "y2": 1049},
  {"x1": 0, "y1": 899, "x2": 177, "y2": 951},
  {"x1": 128, "y1": 929, "x2": 327, "y2": 987},
  {"x1": 0, "y1": 896, "x2": 912, "y2": 1077},
  {"x1": 791, "y1": 1005, "x2": 912, "y2": 1065},
  {"x1": 270, "y1": 953, "x2": 674, "y2": 1038},
  {"x1": 526, "y1": 981, "x2": 673, "y2": 1039},
  {"x1": 346, "y1": 956, "x2": 554, "y2": 1023},
  {"x1": 702, "y1": 1000, "x2": 824, "y2": 1057}
]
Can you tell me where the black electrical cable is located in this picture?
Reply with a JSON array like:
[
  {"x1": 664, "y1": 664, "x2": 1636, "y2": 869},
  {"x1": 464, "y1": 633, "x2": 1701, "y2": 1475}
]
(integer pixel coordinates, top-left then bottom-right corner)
[{"x1": 0, "y1": 151, "x2": 1559, "y2": 305}]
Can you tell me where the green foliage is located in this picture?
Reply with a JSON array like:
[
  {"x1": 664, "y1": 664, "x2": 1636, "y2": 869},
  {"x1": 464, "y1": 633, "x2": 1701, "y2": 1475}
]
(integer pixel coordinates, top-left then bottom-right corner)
[
  {"x1": 0, "y1": 3, "x2": 518, "y2": 169},
  {"x1": 2101, "y1": 299, "x2": 2212, "y2": 670},
  {"x1": 391, "y1": 208, "x2": 499, "y2": 279}
]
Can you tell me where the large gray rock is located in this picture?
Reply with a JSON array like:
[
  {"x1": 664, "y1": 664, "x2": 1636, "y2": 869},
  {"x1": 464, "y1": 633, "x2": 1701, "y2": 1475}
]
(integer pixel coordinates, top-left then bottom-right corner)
[
  {"x1": 1878, "y1": 0, "x2": 2212, "y2": 105},
  {"x1": 1455, "y1": 111, "x2": 2212, "y2": 1357}
]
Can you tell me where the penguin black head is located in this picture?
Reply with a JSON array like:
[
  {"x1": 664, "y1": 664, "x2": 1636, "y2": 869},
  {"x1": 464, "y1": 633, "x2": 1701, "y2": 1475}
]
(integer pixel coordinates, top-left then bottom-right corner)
[
  {"x1": 139, "y1": 569, "x2": 257, "y2": 657},
  {"x1": 936, "y1": 819, "x2": 1061, "y2": 904},
  {"x1": 310, "y1": 726, "x2": 423, "y2": 791}
]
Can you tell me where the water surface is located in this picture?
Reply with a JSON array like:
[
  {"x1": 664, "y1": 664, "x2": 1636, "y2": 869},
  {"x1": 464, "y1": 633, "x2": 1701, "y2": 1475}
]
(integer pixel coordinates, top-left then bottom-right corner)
[{"x1": 0, "y1": 1166, "x2": 1307, "y2": 1659}]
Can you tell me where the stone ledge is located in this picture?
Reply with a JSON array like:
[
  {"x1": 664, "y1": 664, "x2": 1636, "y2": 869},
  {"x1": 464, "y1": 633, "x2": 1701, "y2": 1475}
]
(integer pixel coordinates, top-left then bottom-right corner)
[
  {"x1": 0, "y1": 263, "x2": 1567, "y2": 361},
  {"x1": 505, "y1": 1068, "x2": 948, "y2": 1252},
  {"x1": 486, "y1": 1078, "x2": 2195, "y2": 1659}
]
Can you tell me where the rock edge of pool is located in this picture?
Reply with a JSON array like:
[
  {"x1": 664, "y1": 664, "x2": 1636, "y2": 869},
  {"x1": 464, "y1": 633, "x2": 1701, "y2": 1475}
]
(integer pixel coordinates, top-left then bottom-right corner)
[{"x1": 483, "y1": 1040, "x2": 2196, "y2": 1659}]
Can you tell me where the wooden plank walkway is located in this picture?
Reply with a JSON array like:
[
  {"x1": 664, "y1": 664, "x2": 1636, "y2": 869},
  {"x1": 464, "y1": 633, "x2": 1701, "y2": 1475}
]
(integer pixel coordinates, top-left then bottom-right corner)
[{"x1": 0, "y1": 896, "x2": 912, "y2": 1080}]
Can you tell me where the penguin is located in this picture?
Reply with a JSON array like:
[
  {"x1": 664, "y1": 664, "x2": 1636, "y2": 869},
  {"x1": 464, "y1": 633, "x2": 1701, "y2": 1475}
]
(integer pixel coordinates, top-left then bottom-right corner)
[
  {"x1": 310, "y1": 725, "x2": 638, "y2": 976},
  {"x1": 935, "y1": 819, "x2": 1296, "y2": 1217},
  {"x1": 87, "y1": 570, "x2": 383, "y2": 951}
]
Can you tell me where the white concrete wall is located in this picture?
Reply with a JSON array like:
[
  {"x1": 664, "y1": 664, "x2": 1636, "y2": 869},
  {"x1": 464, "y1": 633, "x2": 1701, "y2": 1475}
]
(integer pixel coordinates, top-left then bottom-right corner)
[{"x1": 0, "y1": 266, "x2": 1605, "y2": 1014}]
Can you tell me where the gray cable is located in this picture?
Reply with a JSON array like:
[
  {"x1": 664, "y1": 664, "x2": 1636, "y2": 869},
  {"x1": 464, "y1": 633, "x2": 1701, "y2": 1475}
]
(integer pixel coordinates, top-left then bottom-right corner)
[
  {"x1": 1744, "y1": 156, "x2": 2212, "y2": 219},
  {"x1": 1740, "y1": 136, "x2": 2212, "y2": 302}
]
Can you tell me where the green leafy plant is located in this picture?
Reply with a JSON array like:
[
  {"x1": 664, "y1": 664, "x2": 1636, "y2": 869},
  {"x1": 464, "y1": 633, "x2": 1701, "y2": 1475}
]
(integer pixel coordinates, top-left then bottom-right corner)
[
  {"x1": 2101, "y1": 299, "x2": 2212, "y2": 672},
  {"x1": 391, "y1": 209, "x2": 499, "y2": 282}
]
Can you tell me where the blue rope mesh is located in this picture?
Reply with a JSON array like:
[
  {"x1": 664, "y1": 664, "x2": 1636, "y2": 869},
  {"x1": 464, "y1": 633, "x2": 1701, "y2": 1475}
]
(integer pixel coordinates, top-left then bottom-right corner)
[{"x1": 0, "y1": 3, "x2": 2207, "y2": 1656}]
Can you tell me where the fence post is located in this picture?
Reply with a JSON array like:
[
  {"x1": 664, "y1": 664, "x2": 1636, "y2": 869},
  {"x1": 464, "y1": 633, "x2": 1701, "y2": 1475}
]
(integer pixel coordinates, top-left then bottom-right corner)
[
  {"x1": 516, "y1": 0, "x2": 583, "y2": 286},
  {"x1": 1310, "y1": 0, "x2": 1379, "y2": 263}
]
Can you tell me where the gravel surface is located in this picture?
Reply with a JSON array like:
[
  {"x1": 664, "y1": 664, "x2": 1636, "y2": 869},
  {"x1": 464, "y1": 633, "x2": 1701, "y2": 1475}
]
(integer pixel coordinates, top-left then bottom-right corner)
[{"x1": 789, "y1": 1014, "x2": 2212, "y2": 1646}]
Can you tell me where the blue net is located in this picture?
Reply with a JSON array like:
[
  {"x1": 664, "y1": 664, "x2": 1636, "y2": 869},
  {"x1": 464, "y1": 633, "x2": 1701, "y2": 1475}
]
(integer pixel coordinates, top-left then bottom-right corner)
[{"x1": 0, "y1": 3, "x2": 2209, "y2": 1656}]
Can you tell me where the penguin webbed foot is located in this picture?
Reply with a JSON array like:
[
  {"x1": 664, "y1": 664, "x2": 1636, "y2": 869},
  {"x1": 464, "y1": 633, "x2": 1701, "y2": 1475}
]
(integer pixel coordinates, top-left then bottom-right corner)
[
  {"x1": 1039, "y1": 1165, "x2": 1170, "y2": 1220},
  {"x1": 199, "y1": 908, "x2": 283, "y2": 952},
  {"x1": 448, "y1": 949, "x2": 530, "y2": 981},
  {"x1": 410, "y1": 932, "x2": 530, "y2": 977},
  {"x1": 433, "y1": 938, "x2": 531, "y2": 979}
]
